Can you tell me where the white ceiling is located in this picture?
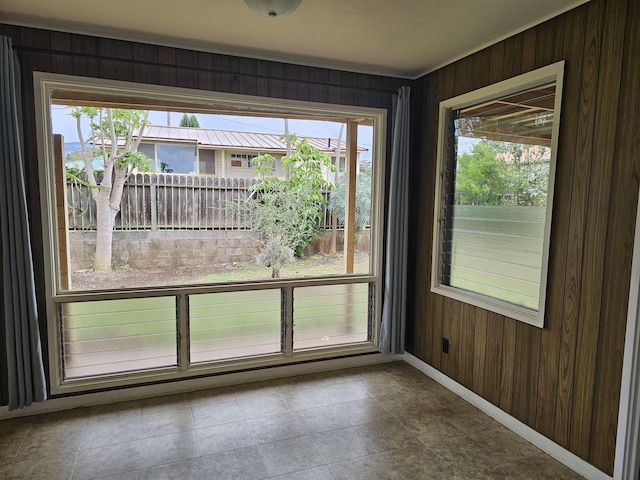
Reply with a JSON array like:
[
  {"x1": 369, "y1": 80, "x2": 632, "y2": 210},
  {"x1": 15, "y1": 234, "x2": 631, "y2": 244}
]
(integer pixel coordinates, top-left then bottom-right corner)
[{"x1": 0, "y1": 0, "x2": 588, "y2": 79}]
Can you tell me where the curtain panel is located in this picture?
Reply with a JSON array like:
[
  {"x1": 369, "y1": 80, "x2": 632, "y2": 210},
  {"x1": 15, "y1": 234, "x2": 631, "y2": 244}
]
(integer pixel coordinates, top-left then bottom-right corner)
[
  {"x1": 379, "y1": 86, "x2": 410, "y2": 354},
  {"x1": 0, "y1": 35, "x2": 47, "y2": 410}
]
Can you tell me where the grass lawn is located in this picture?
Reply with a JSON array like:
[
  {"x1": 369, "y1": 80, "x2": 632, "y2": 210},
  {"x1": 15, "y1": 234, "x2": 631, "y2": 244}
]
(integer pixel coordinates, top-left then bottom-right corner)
[{"x1": 197, "y1": 252, "x2": 370, "y2": 283}]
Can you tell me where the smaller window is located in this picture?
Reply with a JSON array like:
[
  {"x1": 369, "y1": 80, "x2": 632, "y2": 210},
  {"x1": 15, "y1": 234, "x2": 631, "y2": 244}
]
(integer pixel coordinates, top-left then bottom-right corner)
[
  {"x1": 137, "y1": 142, "x2": 155, "y2": 166},
  {"x1": 199, "y1": 149, "x2": 215, "y2": 175},
  {"x1": 229, "y1": 152, "x2": 257, "y2": 168},
  {"x1": 432, "y1": 62, "x2": 564, "y2": 327},
  {"x1": 331, "y1": 155, "x2": 346, "y2": 172}
]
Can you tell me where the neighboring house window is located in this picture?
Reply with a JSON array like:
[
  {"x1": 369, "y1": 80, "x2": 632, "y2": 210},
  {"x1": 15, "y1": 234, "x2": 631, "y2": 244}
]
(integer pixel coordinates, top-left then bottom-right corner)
[
  {"x1": 199, "y1": 149, "x2": 215, "y2": 175},
  {"x1": 331, "y1": 156, "x2": 346, "y2": 172},
  {"x1": 431, "y1": 61, "x2": 564, "y2": 327},
  {"x1": 137, "y1": 142, "x2": 155, "y2": 166},
  {"x1": 230, "y1": 152, "x2": 257, "y2": 168},
  {"x1": 157, "y1": 143, "x2": 197, "y2": 174}
]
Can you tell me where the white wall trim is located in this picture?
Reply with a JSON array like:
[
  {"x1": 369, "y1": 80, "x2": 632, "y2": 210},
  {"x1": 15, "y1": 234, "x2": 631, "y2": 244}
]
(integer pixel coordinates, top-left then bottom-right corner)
[
  {"x1": 614, "y1": 185, "x2": 640, "y2": 480},
  {"x1": 0, "y1": 353, "x2": 401, "y2": 420},
  {"x1": 404, "y1": 352, "x2": 611, "y2": 480}
]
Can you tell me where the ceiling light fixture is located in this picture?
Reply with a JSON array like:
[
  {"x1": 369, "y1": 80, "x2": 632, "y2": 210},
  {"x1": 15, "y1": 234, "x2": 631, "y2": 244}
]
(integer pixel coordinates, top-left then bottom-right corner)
[{"x1": 243, "y1": 0, "x2": 302, "y2": 18}]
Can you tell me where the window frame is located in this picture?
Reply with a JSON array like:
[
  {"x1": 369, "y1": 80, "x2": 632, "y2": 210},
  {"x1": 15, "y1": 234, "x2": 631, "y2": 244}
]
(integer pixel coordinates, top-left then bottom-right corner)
[
  {"x1": 431, "y1": 61, "x2": 565, "y2": 328},
  {"x1": 34, "y1": 72, "x2": 387, "y2": 394}
]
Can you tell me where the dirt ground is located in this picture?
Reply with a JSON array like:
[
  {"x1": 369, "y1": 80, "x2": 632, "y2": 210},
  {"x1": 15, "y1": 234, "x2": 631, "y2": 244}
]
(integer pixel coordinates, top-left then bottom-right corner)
[
  {"x1": 71, "y1": 264, "x2": 223, "y2": 290},
  {"x1": 70, "y1": 252, "x2": 368, "y2": 290}
]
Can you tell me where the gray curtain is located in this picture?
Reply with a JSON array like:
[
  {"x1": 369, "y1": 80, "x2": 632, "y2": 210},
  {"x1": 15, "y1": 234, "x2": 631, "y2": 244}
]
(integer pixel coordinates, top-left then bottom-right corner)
[
  {"x1": 1, "y1": 36, "x2": 47, "y2": 410},
  {"x1": 380, "y1": 86, "x2": 410, "y2": 354}
]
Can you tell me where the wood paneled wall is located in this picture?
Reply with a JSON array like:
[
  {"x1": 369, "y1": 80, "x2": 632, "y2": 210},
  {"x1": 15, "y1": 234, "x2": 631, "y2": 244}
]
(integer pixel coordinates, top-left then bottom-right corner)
[
  {"x1": 407, "y1": 0, "x2": 639, "y2": 474},
  {"x1": 0, "y1": 23, "x2": 406, "y2": 406},
  {"x1": 2, "y1": 0, "x2": 638, "y2": 475}
]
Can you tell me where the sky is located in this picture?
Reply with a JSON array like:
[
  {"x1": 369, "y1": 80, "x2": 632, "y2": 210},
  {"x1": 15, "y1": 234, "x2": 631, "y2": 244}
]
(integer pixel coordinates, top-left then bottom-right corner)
[{"x1": 51, "y1": 106, "x2": 374, "y2": 161}]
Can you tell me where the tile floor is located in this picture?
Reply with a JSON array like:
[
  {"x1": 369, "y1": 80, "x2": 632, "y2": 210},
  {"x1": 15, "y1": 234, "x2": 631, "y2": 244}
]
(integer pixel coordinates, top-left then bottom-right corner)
[{"x1": 0, "y1": 361, "x2": 584, "y2": 479}]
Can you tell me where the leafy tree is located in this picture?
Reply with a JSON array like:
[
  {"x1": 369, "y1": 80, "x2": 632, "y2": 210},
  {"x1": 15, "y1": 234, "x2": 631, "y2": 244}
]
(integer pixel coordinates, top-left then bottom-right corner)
[
  {"x1": 242, "y1": 136, "x2": 336, "y2": 278},
  {"x1": 328, "y1": 172, "x2": 372, "y2": 236},
  {"x1": 455, "y1": 141, "x2": 510, "y2": 205},
  {"x1": 455, "y1": 140, "x2": 549, "y2": 206},
  {"x1": 70, "y1": 107, "x2": 150, "y2": 272},
  {"x1": 179, "y1": 113, "x2": 200, "y2": 127}
]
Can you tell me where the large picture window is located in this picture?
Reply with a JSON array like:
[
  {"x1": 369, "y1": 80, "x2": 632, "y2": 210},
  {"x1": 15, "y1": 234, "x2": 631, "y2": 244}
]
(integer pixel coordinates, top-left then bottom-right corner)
[
  {"x1": 35, "y1": 74, "x2": 386, "y2": 392},
  {"x1": 432, "y1": 62, "x2": 565, "y2": 327}
]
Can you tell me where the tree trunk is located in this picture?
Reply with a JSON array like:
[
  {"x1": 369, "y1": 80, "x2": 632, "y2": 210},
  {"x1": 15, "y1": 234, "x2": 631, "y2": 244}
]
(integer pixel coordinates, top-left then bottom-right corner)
[{"x1": 94, "y1": 188, "x2": 115, "y2": 272}]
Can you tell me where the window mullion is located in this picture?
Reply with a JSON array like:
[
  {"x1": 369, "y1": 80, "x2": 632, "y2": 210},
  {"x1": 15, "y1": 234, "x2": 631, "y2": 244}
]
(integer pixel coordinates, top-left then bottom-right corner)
[
  {"x1": 283, "y1": 286, "x2": 293, "y2": 356},
  {"x1": 178, "y1": 293, "x2": 189, "y2": 370}
]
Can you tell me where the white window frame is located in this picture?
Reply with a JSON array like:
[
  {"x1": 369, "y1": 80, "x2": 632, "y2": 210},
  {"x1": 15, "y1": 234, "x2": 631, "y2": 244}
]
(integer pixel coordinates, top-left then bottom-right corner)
[
  {"x1": 431, "y1": 61, "x2": 565, "y2": 328},
  {"x1": 229, "y1": 152, "x2": 258, "y2": 169},
  {"x1": 34, "y1": 72, "x2": 387, "y2": 394}
]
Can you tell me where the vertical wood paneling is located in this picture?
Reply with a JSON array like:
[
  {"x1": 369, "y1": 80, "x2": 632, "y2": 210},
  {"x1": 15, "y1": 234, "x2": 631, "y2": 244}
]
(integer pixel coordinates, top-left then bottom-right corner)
[
  {"x1": 407, "y1": 0, "x2": 635, "y2": 474},
  {"x1": 50, "y1": 31, "x2": 72, "y2": 74},
  {"x1": 175, "y1": 49, "x2": 198, "y2": 89},
  {"x1": 570, "y1": 2, "x2": 624, "y2": 464},
  {"x1": 458, "y1": 303, "x2": 476, "y2": 389},
  {"x1": 586, "y1": 0, "x2": 632, "y2": 472},
  {"x1": 441, "y1": 297, "x2": 460, "y2": 379},
  {"x1": 535, "y1": 4, "x2": 587, "y2": 441},
  {"x1": 133, "y1": 44, "x2": 159, "y2": 84},
  {"x1": 431, "y1": 294, "x2": 444, "y2": 370},
  {"x1": 158, "y1": 46, "x2": 177, "y2": 87},
  {"x1": 555, "y1": 0, "x2": 602, "y2": 452},
  {"x1": 98, "y1": 38, "x2": 134, "y2": 81},
  {"x1": 502, "y1": 32, "x2": 523, "y2": 78},
  {"x1": 197, "y1": 52, "x2": 214, "y2": 92},
  {"x1": 511, "y1": 323, "x2": 541, "y2": 425},
  {"x1": 483, "y1": 312, "x2": 504, "y2": 406},
  {"x1": 472, "y1": 309, "x2": 488, "y2": 396},
  {"x1": 499, "y1": 320, "x2": 517, "y2": 412}
]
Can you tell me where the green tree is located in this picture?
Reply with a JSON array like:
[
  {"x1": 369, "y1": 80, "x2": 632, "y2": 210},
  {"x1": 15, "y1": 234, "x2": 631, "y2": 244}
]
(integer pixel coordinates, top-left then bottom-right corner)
[
  {"x1": 179, "y1": 113, "x2": 200, "y2": 127},
  {"x1": 70, "y1": 107, "x2": 150, "y2": 272},
  {"x1": 328, "y1": 172, "x2": 372, "y2": 235},
  {"x1": 242, "y1": 136, "x2": 336, "y2": 278},
  {"x1": 455, "y1": 141, "x2": 510, "y2": 205},
  {"x1": 455, "y1": 140, "x2": 549, "y2": 206}
]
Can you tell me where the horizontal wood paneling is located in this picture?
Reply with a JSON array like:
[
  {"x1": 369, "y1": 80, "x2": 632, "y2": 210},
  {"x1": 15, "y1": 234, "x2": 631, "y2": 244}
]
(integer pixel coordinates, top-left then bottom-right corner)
[{"x1": 408, "y1": 0, "x2": 637, "y2": 474}]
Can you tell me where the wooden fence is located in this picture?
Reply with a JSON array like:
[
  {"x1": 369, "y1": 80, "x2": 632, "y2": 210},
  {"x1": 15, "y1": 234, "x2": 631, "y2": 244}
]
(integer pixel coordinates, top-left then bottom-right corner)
[{"x1": 66, "y1": 173, "x2": 334, "y2": 231}]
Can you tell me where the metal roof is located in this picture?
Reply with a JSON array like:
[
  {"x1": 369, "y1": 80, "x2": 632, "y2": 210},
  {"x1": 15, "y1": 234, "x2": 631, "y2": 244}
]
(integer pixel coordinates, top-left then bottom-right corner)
[{"x1": 138, "y1": 126, "x2": 367, "y2": 153}]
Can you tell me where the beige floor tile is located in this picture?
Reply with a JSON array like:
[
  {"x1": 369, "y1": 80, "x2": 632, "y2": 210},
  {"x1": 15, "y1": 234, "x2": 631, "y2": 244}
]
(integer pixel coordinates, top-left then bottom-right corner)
[
  {"x1": 196, "y1": 420, "x2": 255, "y2": 455},
  {"x1": 270, "y1": 465, "x2": 335, "y2": 480},
  {"x1": 246, "y1": 411, "x2": 310, "y2": 444},
  {"x1": 310, "y1": 426, "x2": 375, "y2": 463},
  {"x1": 329, "y1": 454, "x2": 399, "y2": 480},
  {"x1": 0, "y1": 361, "x2": 586, "y2": 480},
  {"x1": 138, "y1": 458, "x2": 203, "y2": 480},
  {"x1": 294, "y1": 403, "x2": 353, "y2": 433},
  {"x1": 0, "y1": 451, "x2": 77, "y2": 480},
  {"x1": 355, "y1": 417, "x2": 423, "y2": 453},
  {"x1": 257, "y1": 436, "x2": 324, "y2": 477},
  {"x1": 235, "y1": 389, "x2": 289, "y2": 418},
  {"x1": 200, "y1": 446, "x2": 268, "y2": 480},
  {"x1": 191, "y1": 399, "x2": 244, "y2": 428}
]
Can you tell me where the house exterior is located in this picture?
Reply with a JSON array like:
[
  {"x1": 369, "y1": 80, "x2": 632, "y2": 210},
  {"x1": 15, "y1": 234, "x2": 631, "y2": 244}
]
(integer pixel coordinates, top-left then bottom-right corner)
[
  {"x1": 1, "y1": 0, "x2": 639, "y2": 477},
  {"x1": 135, "y1": 125, "x2": 365, "y2": 181}
]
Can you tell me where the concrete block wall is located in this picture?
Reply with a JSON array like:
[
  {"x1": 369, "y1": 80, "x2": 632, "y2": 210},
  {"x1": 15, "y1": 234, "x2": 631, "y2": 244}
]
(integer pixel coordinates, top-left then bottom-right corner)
[{"x1": 69, "y1": 229, "x2": 370, "y2": 271}]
